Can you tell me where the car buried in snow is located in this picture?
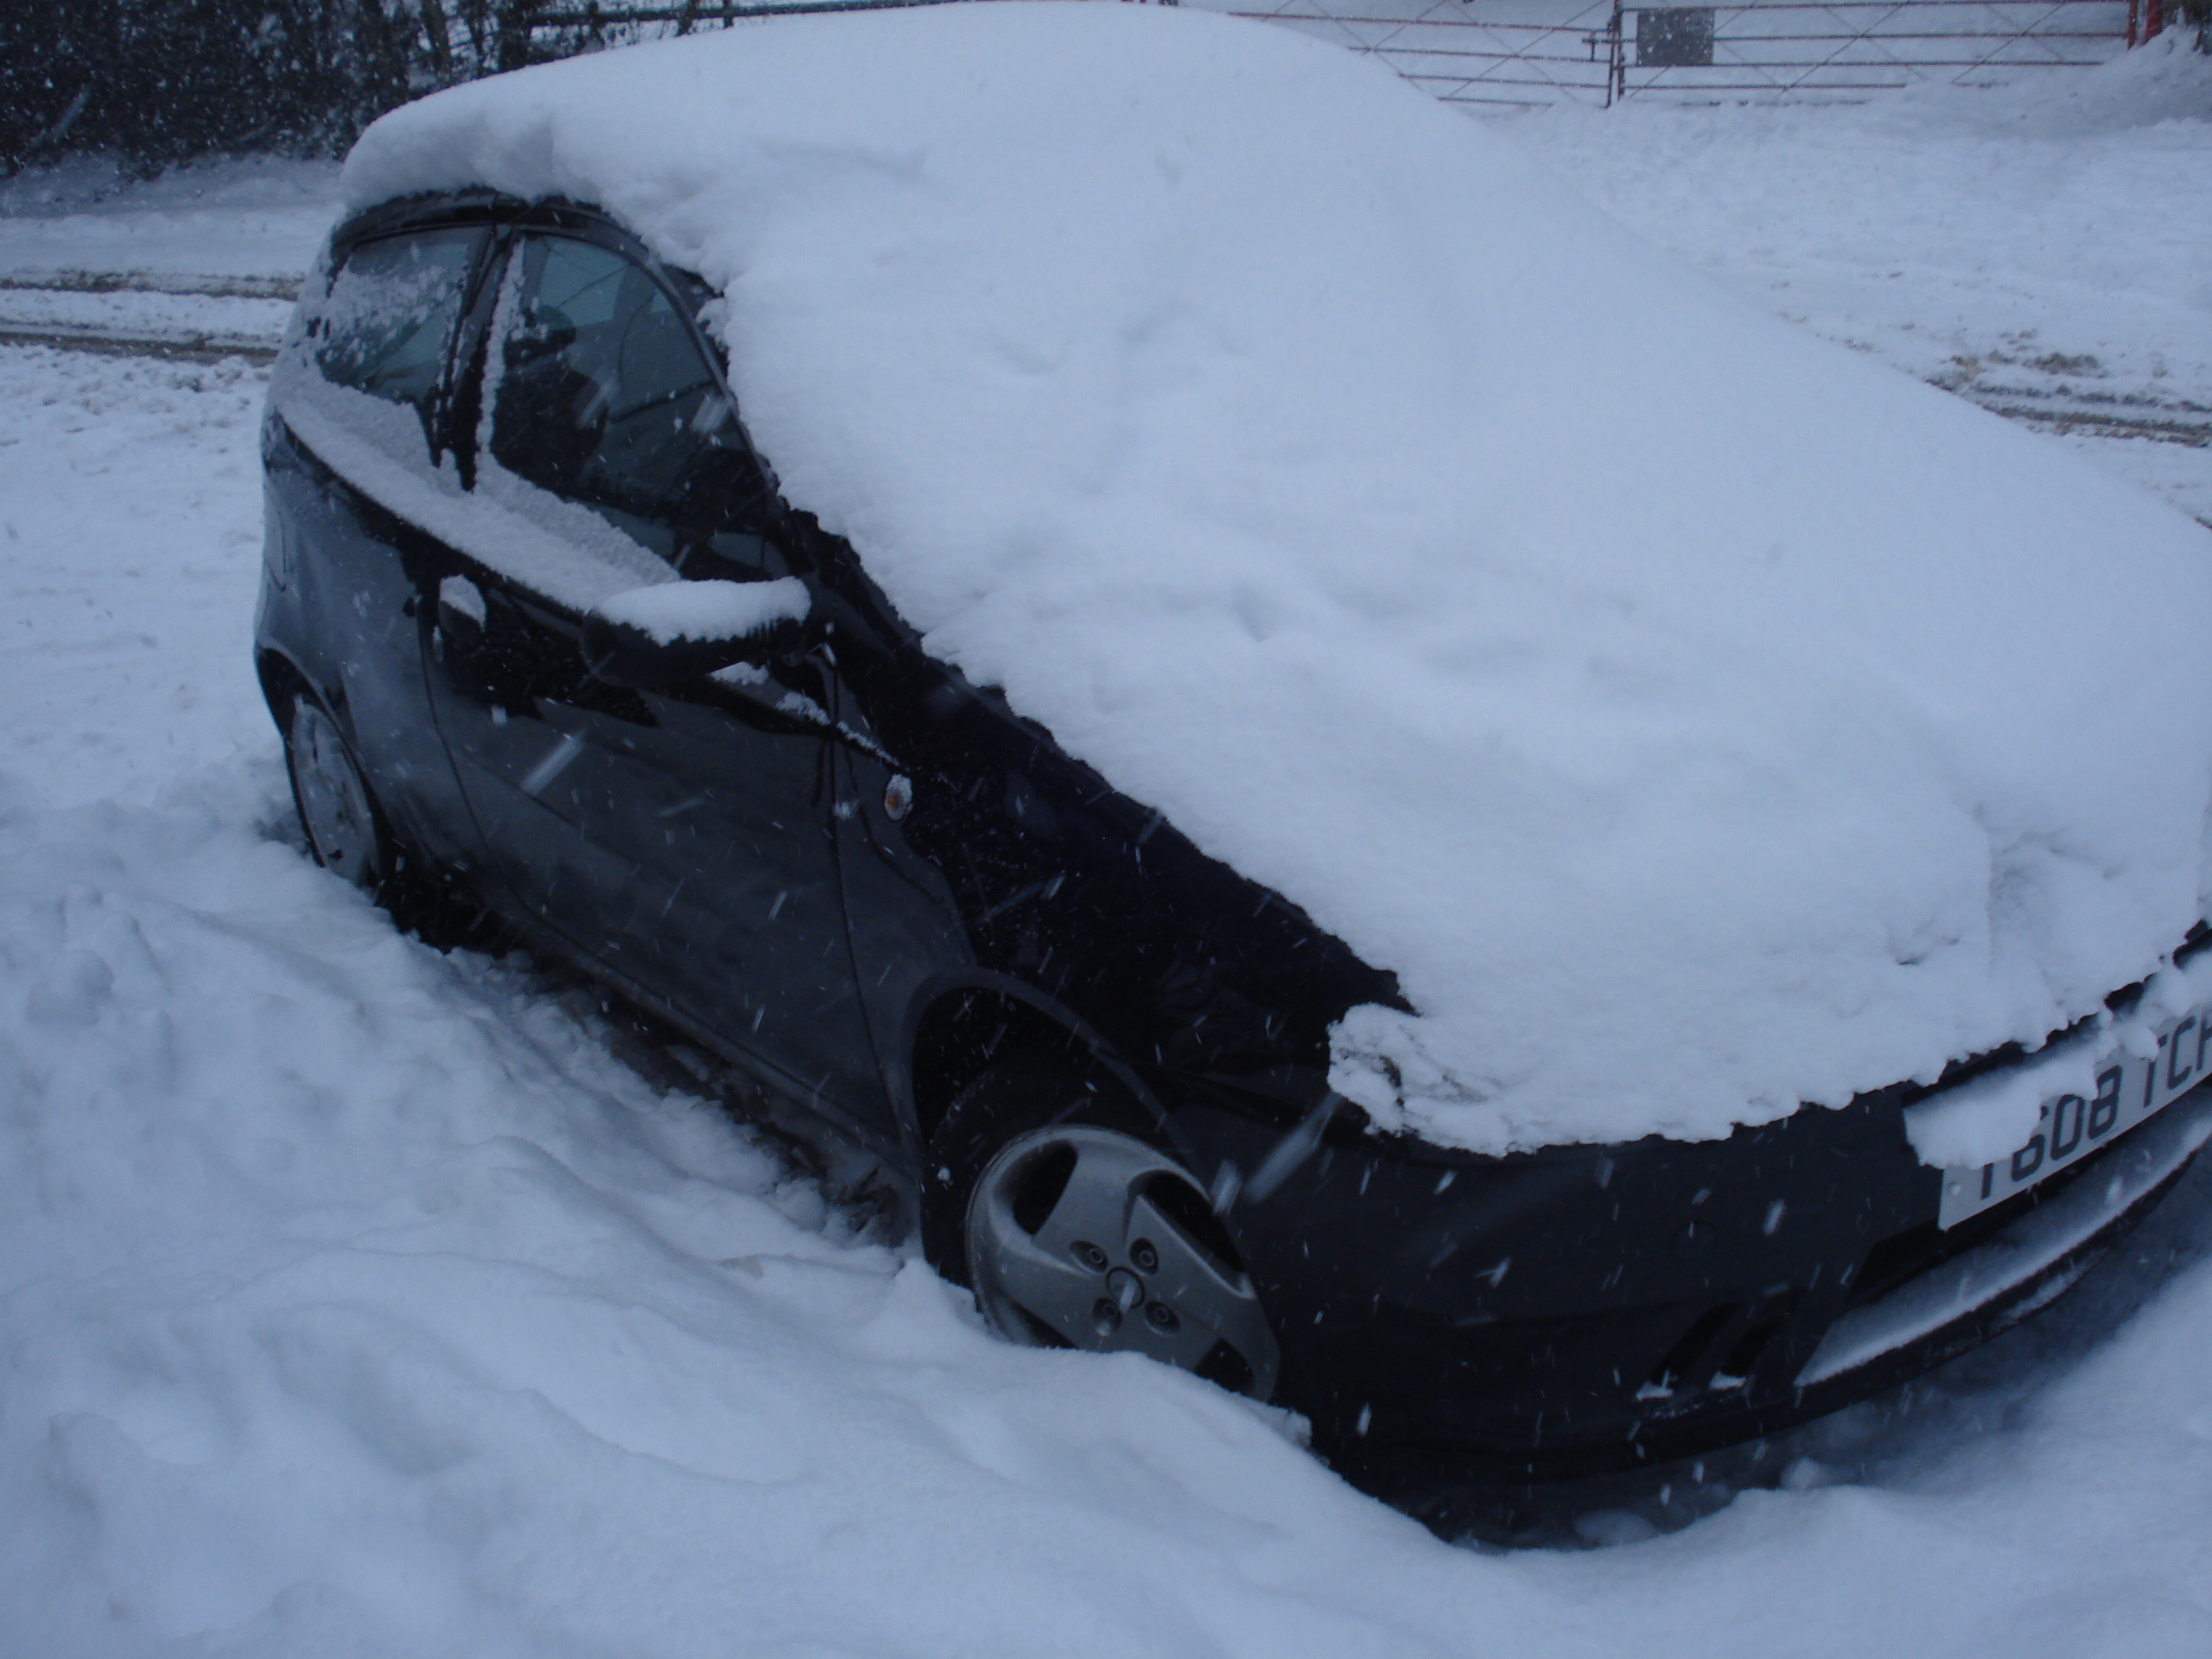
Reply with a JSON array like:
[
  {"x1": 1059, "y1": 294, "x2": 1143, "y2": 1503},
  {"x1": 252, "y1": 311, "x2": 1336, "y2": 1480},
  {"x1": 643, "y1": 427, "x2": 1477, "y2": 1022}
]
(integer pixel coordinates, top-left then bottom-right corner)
[{"x1": 254, "y1": 7, "x2": 2212, "y2": 1497}]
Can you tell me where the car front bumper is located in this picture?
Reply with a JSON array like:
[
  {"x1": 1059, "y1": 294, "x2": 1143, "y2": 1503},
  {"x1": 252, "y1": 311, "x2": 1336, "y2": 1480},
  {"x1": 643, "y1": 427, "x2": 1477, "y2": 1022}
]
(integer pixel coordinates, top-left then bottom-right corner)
[{"x1": 1174, "y1": 1066, "x2": 2212, "y2": 1488}]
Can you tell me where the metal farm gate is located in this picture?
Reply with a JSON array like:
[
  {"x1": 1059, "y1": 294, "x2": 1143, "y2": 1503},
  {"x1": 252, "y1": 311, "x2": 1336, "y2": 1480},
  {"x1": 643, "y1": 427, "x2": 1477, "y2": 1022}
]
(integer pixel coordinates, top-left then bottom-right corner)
[
  {"x1": 523, "y1": 0, "x2": 2153, "y2": 107},
  {"x1": 1220, "y1": 0, "x2": 2137, "y2": 109}
]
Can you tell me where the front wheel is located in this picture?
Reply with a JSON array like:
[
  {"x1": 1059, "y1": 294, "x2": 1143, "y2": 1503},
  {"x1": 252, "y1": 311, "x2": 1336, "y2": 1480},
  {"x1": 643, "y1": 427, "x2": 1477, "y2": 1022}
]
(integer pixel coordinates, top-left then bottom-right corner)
[{"x1": 925, "y1": 1060, "x2": 1280, "y2": 1400}]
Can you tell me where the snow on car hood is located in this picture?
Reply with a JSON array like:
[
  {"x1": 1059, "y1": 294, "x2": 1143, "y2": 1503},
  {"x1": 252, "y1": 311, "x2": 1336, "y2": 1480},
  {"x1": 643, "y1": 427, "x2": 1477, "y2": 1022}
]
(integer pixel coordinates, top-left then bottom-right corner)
[{"x1": 339, "y1": 4, "x2": 2212, "y2": 1156}]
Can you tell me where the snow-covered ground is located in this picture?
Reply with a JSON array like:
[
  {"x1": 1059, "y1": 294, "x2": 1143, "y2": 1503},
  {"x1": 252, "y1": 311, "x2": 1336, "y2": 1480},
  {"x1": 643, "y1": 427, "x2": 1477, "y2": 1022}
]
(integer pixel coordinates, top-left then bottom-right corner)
[
  {"x1": 4, "y1": 33, "x2": 2212, "y2": 1659},
  {"x1": 1521, "y1": 33, "x2": 2212, "y2": 528},
  {"x1": 0, "y1": 155, "x2": 333, "y2": 287}
]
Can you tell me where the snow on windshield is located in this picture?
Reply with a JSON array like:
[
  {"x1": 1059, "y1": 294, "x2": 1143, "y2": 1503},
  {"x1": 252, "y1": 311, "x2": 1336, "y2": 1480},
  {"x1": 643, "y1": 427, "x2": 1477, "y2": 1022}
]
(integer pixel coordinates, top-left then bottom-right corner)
[{"x1": 341, "y1": 4, "x2": 2212, "y2": 1154}]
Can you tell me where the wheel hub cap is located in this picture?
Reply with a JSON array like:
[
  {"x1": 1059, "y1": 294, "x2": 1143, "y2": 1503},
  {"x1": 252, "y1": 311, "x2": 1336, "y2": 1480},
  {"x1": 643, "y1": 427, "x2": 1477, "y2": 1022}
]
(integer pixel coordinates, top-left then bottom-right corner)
[{"x1": 967, "y1": 1123, "x2": 1280, "y2": 1398}]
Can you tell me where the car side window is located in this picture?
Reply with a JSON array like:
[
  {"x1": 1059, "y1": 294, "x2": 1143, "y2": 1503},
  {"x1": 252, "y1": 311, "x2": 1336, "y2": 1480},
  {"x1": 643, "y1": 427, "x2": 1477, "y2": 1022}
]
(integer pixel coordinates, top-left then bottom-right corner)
[
  {"x1": 485, "y1": 234, "x2": 776, "y2": 574},
  {"x1": 318, "y1": 226, "x2": 485, "y2": 410}
]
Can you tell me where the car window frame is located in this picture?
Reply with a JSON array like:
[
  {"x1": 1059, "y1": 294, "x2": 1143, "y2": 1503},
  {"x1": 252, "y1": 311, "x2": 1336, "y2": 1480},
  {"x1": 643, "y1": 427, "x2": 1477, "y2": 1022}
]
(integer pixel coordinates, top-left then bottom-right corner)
[
  {"x1": 449, "y1": 206, "x2": 783, "y2": 564},
  {"x1": 315, "y1": 195, "x2": 908, "y2": 651},
  {"x1": 318, "y1": 193, "x2": 516, "y2": 471}
]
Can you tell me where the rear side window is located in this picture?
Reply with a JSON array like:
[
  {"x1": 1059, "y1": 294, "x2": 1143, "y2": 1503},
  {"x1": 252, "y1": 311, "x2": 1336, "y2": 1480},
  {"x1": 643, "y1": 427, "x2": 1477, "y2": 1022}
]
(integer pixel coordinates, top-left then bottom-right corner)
[
  {"x1": 318, "y1": 226, "x2": 485, "y2": 408},
  {"x1": 485, "y1": 234, "x2": 775, "y2": 572}
]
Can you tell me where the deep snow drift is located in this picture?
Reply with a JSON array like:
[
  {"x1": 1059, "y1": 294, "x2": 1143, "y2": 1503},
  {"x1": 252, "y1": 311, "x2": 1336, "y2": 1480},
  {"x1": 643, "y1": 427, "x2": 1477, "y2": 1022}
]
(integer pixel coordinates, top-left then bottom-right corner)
[
  {"x1": 338, "y1": 5, "x2": 2212, "y2": 1154},
  {"x1": 6, "y1": 337, "x2": 2212, "y2": 1659}
]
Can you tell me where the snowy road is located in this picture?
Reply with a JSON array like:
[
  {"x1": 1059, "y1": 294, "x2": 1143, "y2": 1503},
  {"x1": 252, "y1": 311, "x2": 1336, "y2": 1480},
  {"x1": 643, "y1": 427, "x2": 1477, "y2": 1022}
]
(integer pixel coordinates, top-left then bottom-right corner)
[
  {"x1": 5, "y1": 45, "x2": 2212, "y2": 1659},
  {"x1": 0, "y1": 281, "x2": 287, "y2": 364}
]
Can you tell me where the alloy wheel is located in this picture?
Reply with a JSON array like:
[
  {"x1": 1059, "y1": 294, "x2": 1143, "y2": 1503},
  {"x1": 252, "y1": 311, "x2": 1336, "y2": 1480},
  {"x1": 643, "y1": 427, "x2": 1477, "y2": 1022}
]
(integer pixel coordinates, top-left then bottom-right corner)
[{"x1": 966, "y1": 1123, "x2": 1280, "y2": 1398}]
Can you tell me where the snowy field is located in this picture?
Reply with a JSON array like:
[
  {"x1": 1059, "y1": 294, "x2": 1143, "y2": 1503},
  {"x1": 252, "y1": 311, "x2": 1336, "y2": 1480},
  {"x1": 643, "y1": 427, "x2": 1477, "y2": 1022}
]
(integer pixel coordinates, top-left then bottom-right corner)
[
  {"x1": 4, "y1": 32, "x2": 2212, "y2": 1659},
  {"x1": 1525, "y1": 35, "x2": 2212, "y2": 529}
]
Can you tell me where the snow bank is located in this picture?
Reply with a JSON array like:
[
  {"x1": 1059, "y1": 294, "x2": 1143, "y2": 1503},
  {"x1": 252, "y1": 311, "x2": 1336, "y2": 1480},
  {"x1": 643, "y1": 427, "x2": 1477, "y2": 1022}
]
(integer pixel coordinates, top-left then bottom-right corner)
[
  {"x1": 11, "y1": 709, "x2": 2209, "y2": 1655},
  {"x1": 0, "y1": 775, "x2": 1421, "y2": 1658},
  {"x1": 339, "y1": 6, "x2": 2212, "y2": 1153}
]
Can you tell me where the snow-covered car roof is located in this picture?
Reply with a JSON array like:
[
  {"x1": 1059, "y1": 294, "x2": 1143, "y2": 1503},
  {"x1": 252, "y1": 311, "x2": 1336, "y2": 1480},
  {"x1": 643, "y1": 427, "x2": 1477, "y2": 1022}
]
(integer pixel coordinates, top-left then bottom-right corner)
[{"x1": 339, "y1": 3, "x2": 2212, "y2": 1156}]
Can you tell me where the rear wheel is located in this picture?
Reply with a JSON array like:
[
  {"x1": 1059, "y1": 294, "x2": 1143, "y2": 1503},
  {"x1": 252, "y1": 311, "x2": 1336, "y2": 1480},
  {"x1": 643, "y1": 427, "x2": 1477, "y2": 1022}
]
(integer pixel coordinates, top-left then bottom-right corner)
[
  {"x1": 280, "y1": 689, "x2": 500, "y2": 950},
  {"x1": 925, "y1": 1059, "x2": 1280, "y2": 1399},
  {"x1": 285, "y1": 695, "x2": 387, "y2": 889}
]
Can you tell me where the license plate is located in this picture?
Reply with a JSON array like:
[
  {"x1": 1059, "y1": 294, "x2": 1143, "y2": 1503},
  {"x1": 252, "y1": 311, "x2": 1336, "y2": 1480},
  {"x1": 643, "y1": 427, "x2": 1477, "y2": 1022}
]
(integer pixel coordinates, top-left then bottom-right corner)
[{"x1": 1938, "y1": 1006, "x2": 2212, "y2": 1228}]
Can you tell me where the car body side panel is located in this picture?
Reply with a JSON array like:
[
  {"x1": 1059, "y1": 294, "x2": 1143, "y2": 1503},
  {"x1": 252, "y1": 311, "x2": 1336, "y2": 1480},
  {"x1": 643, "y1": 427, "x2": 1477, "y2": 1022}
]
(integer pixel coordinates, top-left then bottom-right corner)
[
  {"x1": 401, "y1": 220, "x2": 889, "y2": 1130},
  {"x1": 259, "y1": 406, "x2": 479, "y2": 878},
  {"x1": 430, "y1": 572, "x2": 887, "y2": 1123}
]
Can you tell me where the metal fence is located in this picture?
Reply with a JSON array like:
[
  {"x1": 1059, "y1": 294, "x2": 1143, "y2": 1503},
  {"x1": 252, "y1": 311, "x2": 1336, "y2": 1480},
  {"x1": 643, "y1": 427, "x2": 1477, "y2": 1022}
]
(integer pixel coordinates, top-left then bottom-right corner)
[
  {"x1": 1224, "y1": 0, "x2": 2136, "y2": 108},
  {"x1": 523, "y1": 0, "x2": 2144, "y2": 108}
]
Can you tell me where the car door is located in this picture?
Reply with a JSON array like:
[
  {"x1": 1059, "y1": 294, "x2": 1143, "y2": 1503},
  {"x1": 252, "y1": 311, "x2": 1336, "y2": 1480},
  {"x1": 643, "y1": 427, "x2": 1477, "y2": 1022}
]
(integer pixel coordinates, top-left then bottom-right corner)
[
  {"x1": 420, "y1": 225, "x2": 887, "y2": 1129},
  {"x1": 264, "y1": 217, "x2": 493, "y2": 874}
]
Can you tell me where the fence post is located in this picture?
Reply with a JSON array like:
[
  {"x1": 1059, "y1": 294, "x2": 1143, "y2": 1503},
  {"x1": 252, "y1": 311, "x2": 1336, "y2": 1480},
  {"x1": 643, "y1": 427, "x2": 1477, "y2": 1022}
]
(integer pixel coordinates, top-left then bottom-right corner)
[{"x1": 1606, "y1": 0, "x2": 1625, "y2": 105}]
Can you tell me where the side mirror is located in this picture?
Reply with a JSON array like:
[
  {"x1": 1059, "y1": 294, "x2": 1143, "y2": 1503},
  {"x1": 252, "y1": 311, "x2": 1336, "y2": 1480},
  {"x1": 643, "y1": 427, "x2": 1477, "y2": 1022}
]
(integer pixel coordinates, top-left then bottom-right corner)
[{"x1": 582, "y1": 577, "x2": 811, "y2": 689}]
